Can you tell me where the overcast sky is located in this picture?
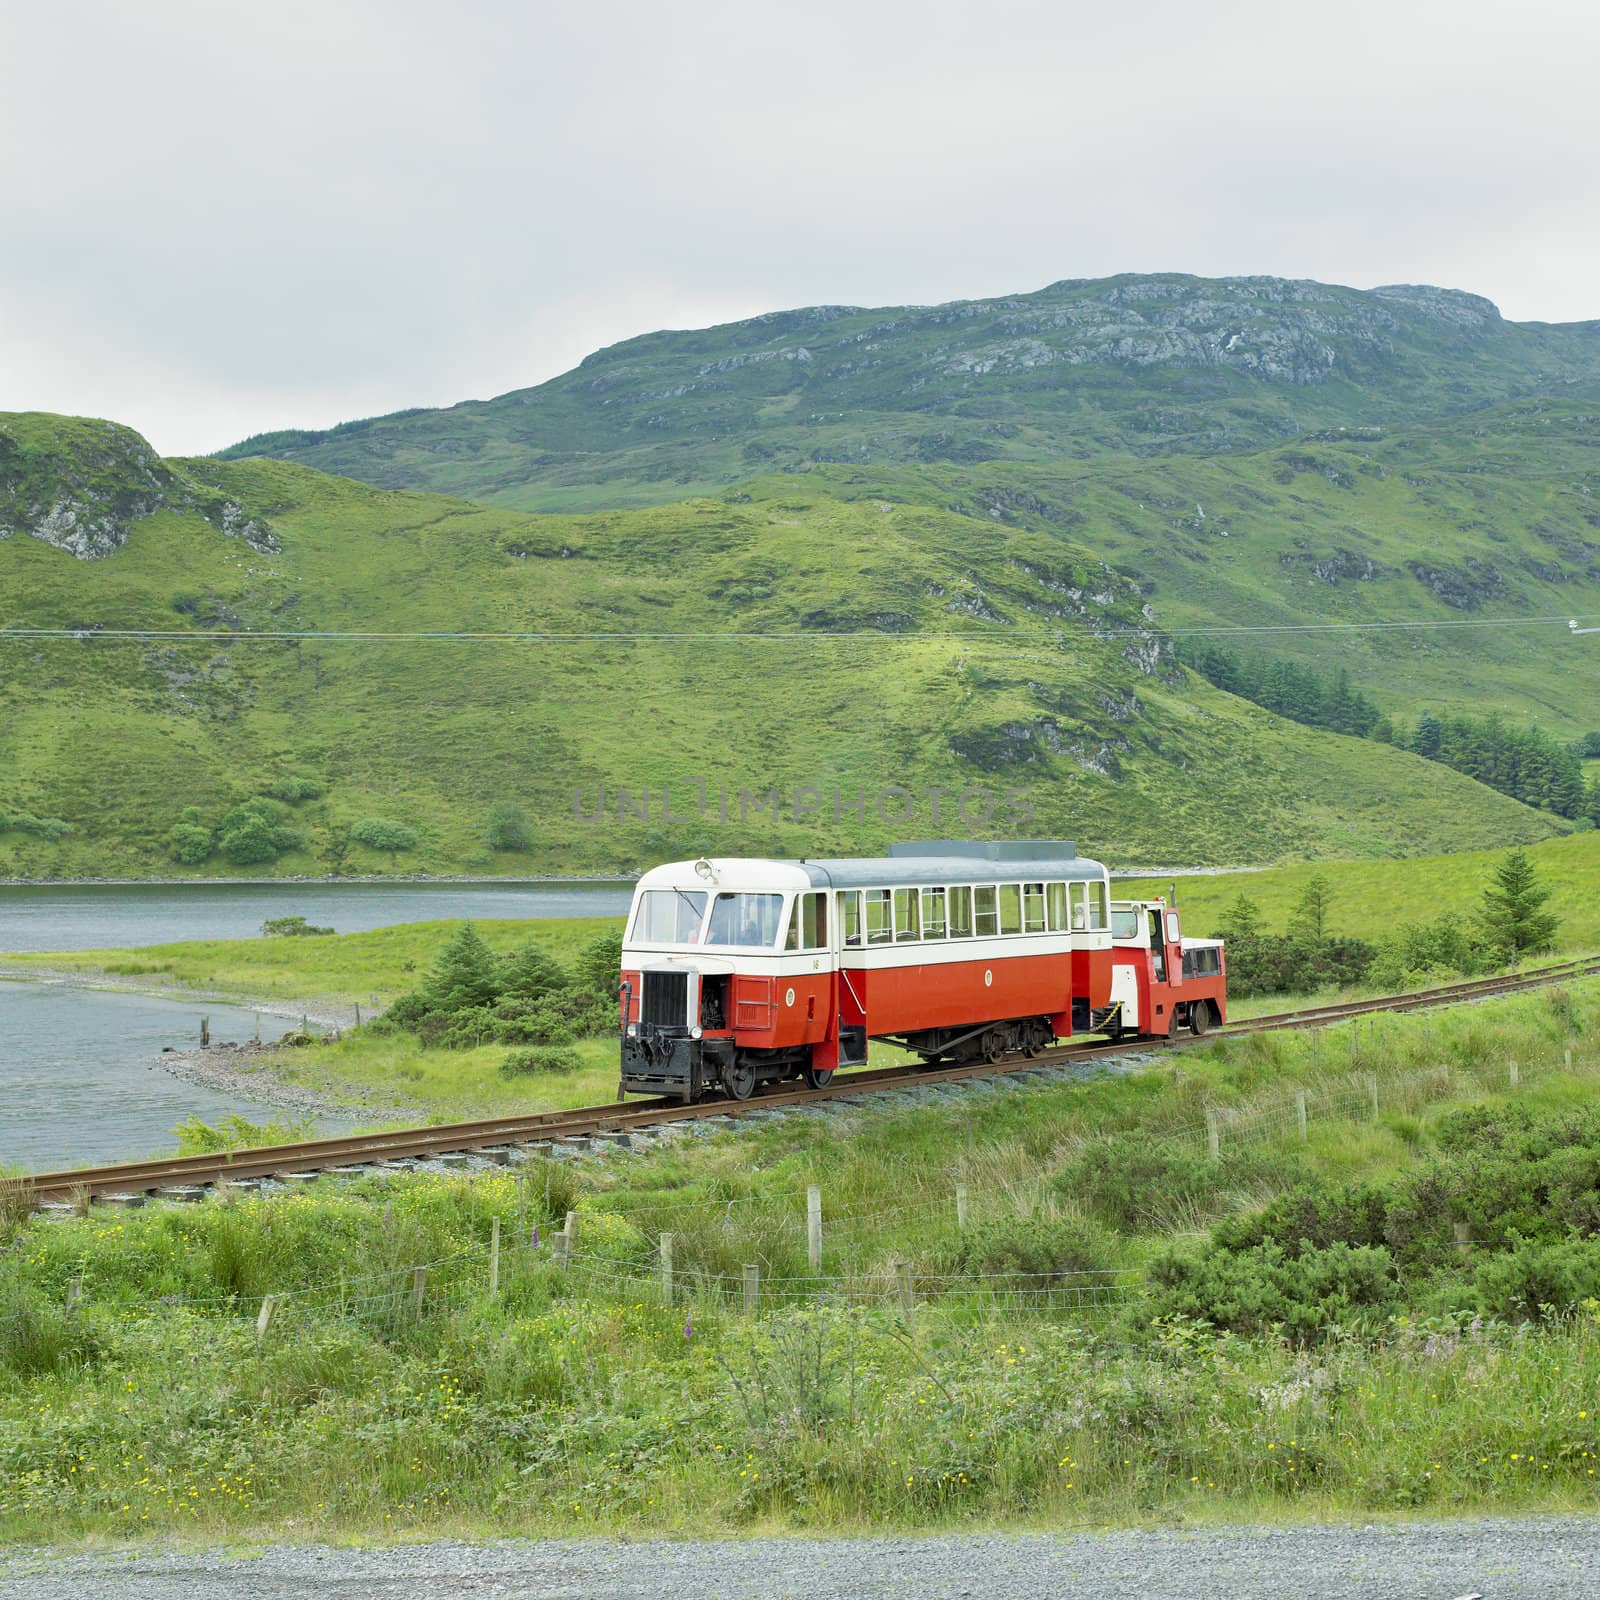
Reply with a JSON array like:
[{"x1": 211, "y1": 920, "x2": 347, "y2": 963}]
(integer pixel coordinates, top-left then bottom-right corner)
[{"x1": 4, "y1": 0, "x2": 1597, "y2": 457}]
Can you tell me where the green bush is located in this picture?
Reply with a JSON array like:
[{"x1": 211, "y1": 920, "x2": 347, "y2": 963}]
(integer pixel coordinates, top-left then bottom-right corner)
[
  {"x1": 261, "y1": 915, "x2": 334, "y2": 937},
  {"x1": 350, "y1": 817, "x2": 417, "y2": 852},
  {"x1": 939, "y1": 1214, "x2": 1115, "y2": 1286},
  {"x1": 1144, "y1": 1239, "x2": 1399, "y2": 1341},
  {"x1": 264, "y1": 775, "x2": 324, "y2": 801},
  {"x1": 167, "y1": 822, "x2": 214, "y2": 863},
  {"x1": 500, "y1": 1046, "x2": 584, "y2": 1077},
  {"x1": 3, "y1": 811, "x2": 74, "y2": 841},
  {"x1": 1475, "y1": 1236, "x2": 1600, "y2": 1320},
  {"x1": 485, "y1": 803, "x2": 534, "y2": 852}
]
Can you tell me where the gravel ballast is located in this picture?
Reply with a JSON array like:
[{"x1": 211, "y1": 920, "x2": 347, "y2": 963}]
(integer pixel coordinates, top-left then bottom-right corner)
[{"x1": 2, "y1": 1519, "x2": 1596, "y2": 1599}]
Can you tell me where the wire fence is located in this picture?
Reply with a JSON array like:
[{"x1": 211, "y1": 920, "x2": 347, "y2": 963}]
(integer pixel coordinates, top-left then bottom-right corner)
[{"x1": 7, "y1": 1027, "x2": 1591, "y2": 1342}]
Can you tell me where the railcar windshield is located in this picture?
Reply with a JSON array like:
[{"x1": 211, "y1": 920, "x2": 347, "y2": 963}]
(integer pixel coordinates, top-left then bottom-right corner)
[
  {"x1": 1110, "y1": 907, "x2": 1141, "y2": 939},
  {"x1": 630, "y1": 888, "x2": 707, "y2": 943},
  {"x1": 704, "y1": 891, "x2": 786, "y2": 948}
]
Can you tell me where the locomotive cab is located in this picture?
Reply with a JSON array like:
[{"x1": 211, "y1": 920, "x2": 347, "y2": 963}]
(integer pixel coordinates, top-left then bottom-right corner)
[{"x1": 1107, "y1": 898, "x2": 1226, "y2": 1040}]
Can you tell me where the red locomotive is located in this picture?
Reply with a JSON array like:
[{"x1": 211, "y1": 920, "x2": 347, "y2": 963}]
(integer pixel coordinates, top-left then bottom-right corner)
[{"x1": 618, "y1": 841, "x2": 1225, "y2": 1102}]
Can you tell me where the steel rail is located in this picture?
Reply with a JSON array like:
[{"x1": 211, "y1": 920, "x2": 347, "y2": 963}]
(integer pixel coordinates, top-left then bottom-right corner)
[{"x1": 16, "y1": 954, "x2": 1600, "y2": 1206}]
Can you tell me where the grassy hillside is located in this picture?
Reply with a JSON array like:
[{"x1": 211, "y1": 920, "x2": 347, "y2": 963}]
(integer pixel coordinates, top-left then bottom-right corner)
[
  {"x1": 217, "y1": 274, "x2": 1600, "y2": 511},
  {"x1": 2, "y1": 414, "x2": 1564, "y2": 879},
  {"x1": 1125, "y1": 828, "x2": 1600, "y2": 946}
]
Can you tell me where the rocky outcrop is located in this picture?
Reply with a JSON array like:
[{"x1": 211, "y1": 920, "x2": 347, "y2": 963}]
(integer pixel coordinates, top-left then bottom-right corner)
[{"x1": 0, "y1": 415, "x2": 276, "y2": 560}]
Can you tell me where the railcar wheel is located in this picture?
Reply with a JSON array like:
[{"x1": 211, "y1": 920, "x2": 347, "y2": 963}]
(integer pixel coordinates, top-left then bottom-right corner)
[
  {"x1": 982, "y1": 1030, "x2": 1006, "y2": 1065},
  {"x1": 1166, "y1": 1009, "x2": 1183, "y2": 1043},
  {"x1": 803, "y1": 1065, "x2": 835, "y2": 1090},
  {"x1": 724, "y1": 1061, "x2": 757, "y2": 1100},
  {"x1": 1189, "y1": 1000, "x2": 1213, "y2": 1037}
]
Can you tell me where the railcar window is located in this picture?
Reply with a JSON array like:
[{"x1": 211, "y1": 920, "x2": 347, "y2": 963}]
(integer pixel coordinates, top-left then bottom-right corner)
[
  {"x1": 802, "y1": 892, "x2": 828, "y2": 949},
  {"x1": 1166, "y1": 911, "x2": 1182, "y2": 944},
  {"x1": 865, "y1": 888, "x2": 892, "y2": 945},
  {"x1": 920, "y1": 887, "x2": 947, "y2": 939},
  {"x1": 1070, "y1": 881, "x2": 1088, "y2": 931},
  {"x1": 841, "y1": 891, "x2": 863, "y2": 948},
  {"x1": 1110, "y1": 907, "x2": 1141, "y2": 940},
  {"x1": 631, "y1": 889, "x2": 707, "y2": 943},
  {"x1": 704, "y1": 892, "x2": 784, "y2": 947},
  {"x1": 1022, "y1": 882, "x2": 1046, "y2": 934},
  {"x1": 948, "y1": 885, "x2": 973, "y2": 938},
  {"x1": 893, "y1": 887, "x2": 920, "y2": 942},
  {"x1": 974, "y1": 886, "x2": 998, "y2": 937},
  {"x1": 998, "y1": 884, "x2": 1022, "y2": 935},
  {"x1": 1089, "y1": 880, "x2": 1109, "y2": 930},
  {"x1": 1047, "y1": 882, "x2": 1068, "y2": 932}
]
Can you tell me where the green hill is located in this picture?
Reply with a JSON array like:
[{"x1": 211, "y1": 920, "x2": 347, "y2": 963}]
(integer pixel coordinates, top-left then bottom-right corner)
[
  {"x1": 214, "y1": 275, "x2": 1600, "y2": 736},
  {"x1": 0, "y1": 410, "x2": 1564, "y2": 879},
  {"x1": 218, "y1": 273, "x2": 1600, "y2": 512}
]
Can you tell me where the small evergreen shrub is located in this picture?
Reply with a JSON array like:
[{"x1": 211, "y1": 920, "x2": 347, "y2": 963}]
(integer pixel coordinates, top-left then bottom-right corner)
[
  {"x1": 264, "y1": 775, "x2": 324, "y2": 801},
  {"x1": 350, "y1": 817, "x2": 417, "y2": 852},
  {"x1": 939, "y1": 1214, "x2": 1115, "y2": 1286},
  {"x1": 261, "y1": 915, "x2": 334, "y2": 937},
  {"x1": 499, "y1": 1046, "x2": 584, "y2": 1077},
  {"x1": 485, "y1": 803, "x2": 535, "y2": 852},
  {"x1": 168, "y1": 822, "x2": 214, "y2": 864}
]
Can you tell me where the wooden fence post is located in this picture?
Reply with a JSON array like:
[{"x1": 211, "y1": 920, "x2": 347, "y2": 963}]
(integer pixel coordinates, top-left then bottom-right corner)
[
  {"x1": 807, "y1": 1185, "x2": 823, "y2": 1273},
  {"x1": 1367, "y1": 1074, "x2": 1380, "y2": 1120},
  {"x1": 200, "y1": 1015, "x2": 210, "y2": 1048},
  {"x1": 1294, "y1": 1090, "x2": 1308, "y2": 1142},
  {"x1": 659, "y1": 1232, "x2": 674, "y2": 1304},
  {"x1": 64, "y1": 1274, "x2": 83, "y2": 1314},
  {"x1": 1204, "y1": 1108, "x2": 1220, "y2": 1161},
  {"x1": 955, "y1": 1182, "x2": 969, "y2": 1229},
  {"x1": 410, "y1": 1266, "x2": 428, "y2": 1318},
  {"x1": 255, "y1": 1293, "x2": 279, "y2": 1352},
  {"x1": 896, "y1": 1261, "x2": 916, "y2": 1327},
  {"x1": 1565, "y1": 1044, "x2": 1574, "y2": 1071},
  {"x1": 1453, "y1": 1221, "x2": 1472, "y2": 1258},
  {"x1": 742, "y1": 1262, "x2": 760, "y2": 1314},
  {"x1": 1508, "y1": 1058, "x2": 1519, "y2": 1089},
  {"x1": 489, "y1": 1216, "x2": 501, "y2": 1296}
]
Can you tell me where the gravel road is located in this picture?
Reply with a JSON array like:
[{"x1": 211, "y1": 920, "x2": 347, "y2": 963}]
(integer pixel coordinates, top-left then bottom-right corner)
[{"x1": 2, "y1": 1519, "x2": 1596, "y2": 1599}]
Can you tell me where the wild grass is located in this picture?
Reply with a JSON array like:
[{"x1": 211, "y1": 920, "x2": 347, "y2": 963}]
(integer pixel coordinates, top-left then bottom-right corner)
[{"x1": 2, "y1": 978, "x2": 1599, "y2": 1542}]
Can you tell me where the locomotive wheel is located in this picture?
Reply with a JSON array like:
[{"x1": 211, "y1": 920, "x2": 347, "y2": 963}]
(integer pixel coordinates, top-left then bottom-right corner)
[
  {"x1": 803, "y1": 1065, "x2": 835, "y2": 1090},
  {"x1": 1189, "y1": 1001, "x2": 1213, "y2": 1037},
  {"x1": 982, "y1": 1030, "x2": 1006, "y2": 1065},
  {"x1": 1166, "y1": 1009, "x2": 1183, "y2": 1043},
  {"x1": 724, "y1": 1060, "x2": 757, "y2": 1100}
]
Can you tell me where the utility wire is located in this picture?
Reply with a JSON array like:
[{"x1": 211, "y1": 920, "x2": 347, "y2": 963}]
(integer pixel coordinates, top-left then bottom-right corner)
[{"x1": 3, "y1": 615, "x2": 1598, "y2": 644}]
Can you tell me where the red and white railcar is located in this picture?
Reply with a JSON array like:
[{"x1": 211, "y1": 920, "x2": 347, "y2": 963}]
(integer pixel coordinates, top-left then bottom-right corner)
[
  {"x1": 1105, "y1": 898, "x2": 1226, "y2": 1041},
  {"x1": 618, "y1": 841, "x2": 1121, "y2": 1102}
]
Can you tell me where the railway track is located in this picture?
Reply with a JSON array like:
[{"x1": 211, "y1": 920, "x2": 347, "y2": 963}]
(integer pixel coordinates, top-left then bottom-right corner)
[{"x1": 17, "y1": 953, "x2": 1600, "y2": 1208}]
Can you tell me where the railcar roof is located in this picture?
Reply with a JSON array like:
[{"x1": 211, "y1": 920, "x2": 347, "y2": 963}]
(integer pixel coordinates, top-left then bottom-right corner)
[
  {"x1": 635, "y1": 845, "x2": 1108, "y2": 893},
  {"x1": 796, "y1": 852, "x2": 1106, "y2": 888}
]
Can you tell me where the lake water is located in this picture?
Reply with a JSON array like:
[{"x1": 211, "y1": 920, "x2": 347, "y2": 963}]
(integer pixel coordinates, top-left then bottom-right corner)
[
  {"x1": 0, "y1": 880, "x2": 631, "y2": 1172},
  {"x1": 0, "y1": 982, "x2": 360, "y2": 1171},
  {"x1": 0, "y1": 880, "x2": 635, "y2": 952}
]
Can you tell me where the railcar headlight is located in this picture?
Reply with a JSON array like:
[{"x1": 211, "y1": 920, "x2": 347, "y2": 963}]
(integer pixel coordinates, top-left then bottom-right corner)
[
  {"x1": 626, "y1": 1023, "x2": 638, "y2": 1038},
  {"x1": 691, "y1": 1025, "x2": 703, "y2": 1040}
]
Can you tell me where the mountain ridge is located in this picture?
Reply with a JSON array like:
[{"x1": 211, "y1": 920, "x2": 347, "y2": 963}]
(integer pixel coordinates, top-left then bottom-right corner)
[{"x1": 217, "y1": 272, "x2": 1600, "y2": 515}]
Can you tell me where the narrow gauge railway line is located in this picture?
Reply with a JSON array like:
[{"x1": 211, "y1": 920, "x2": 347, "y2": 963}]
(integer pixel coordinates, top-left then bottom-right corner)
[{"x1": 18, "y1": 954, "x2": 1600, "y2": 1208}]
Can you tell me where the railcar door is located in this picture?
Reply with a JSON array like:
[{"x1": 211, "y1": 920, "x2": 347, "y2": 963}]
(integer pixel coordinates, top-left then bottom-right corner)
[
  {"x1": 1148, "y1": 909, "x2": 1167, "y2": 983},
  {"x1": 1164, "y1": 909, "x2": 1184, "y2": 989}
]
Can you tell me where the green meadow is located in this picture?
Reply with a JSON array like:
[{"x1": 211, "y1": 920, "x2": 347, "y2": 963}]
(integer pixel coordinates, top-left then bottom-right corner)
[{"x1": 4, "y1": 979, "x2": 1600, "y2": 1543}]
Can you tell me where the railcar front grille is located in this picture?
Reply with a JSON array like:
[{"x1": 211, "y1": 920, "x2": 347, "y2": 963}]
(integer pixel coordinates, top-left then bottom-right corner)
[{"x1": 642, "y1": 971, "x2": 689, "y2": 1030}]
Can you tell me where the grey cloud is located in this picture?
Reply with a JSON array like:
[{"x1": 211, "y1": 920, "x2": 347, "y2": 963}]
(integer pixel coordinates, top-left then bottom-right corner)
[{"x1": 3, "y1": 0, "x2": 1598, "y2": 454}]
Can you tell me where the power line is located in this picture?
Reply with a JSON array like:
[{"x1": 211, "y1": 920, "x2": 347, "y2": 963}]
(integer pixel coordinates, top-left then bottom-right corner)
[{"x1": 3, "y1": 614, "x2": 1598, "y2": 645}]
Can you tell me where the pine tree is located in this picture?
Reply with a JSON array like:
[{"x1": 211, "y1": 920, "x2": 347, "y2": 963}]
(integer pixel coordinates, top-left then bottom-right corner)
[
  {"x1": 497, "y1": 940, "x2": 569, "y2": 1001},
  {"x1": 1478, "y1": 849, "x2": 1560, "y2": 962},
  {"x1": 424, "y1": 922, "x2": 503, "y2": 1012},
  {"x1": 1412, "y1": 711, "x2": 1443, "y2": 760},
  {"x1": 1289, "y1": 873, "x2": 1333, "y2": 947}
]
